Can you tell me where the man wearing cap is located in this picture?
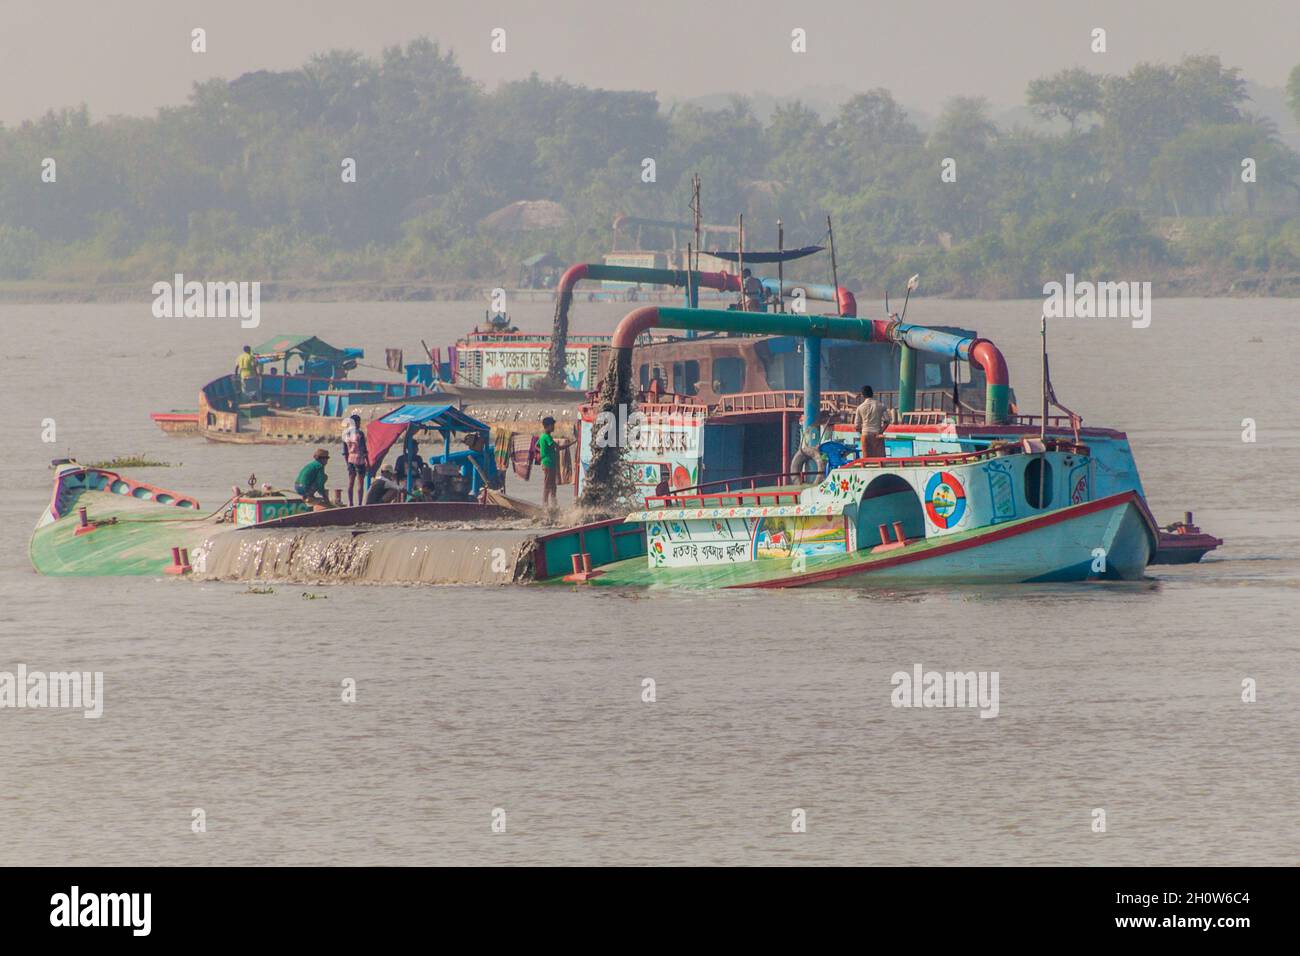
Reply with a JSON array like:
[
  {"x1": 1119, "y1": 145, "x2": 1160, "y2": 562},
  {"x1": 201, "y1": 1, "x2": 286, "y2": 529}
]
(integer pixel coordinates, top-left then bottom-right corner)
[{"x1": 294, "y1": 448, "x2": 331, "y2": 505}]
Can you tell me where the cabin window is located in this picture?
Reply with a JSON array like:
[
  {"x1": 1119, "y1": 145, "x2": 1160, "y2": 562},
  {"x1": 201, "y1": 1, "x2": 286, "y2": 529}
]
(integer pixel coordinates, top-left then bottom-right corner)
[
  {"x1": 673, "y1": 360, "x2": 700, "y2": 395},
  {"x1": 712, "y1": 357, "x2": 746, "y2": 394},
  {"x1": 761, "y1": 349, "x2": 803, "y2": 390},
  {"x1": 922, "y1": 359, "x2": 947, "y2": 387},
  {"x1": 639, "y1": 364, "x2": 650, "y2": 389},
  {"x1": 1024, "y1": 458, "x2": 1054, "y2": 509}
]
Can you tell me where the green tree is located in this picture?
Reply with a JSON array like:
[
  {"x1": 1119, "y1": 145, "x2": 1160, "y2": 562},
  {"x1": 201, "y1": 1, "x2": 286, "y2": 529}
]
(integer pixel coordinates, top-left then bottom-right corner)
[{"x1": 1026, "y1": 68, "x2": 1103, "y2": 132}]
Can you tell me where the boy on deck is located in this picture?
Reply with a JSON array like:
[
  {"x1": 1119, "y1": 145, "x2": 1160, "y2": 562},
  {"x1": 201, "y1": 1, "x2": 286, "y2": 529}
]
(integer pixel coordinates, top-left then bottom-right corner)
[{"x1": 537, "y1": 416, "x2": 574, "y2": 509}]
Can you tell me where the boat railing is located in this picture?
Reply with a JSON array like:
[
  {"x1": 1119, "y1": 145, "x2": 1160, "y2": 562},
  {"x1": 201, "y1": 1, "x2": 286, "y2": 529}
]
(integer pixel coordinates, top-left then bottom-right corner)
[
  {"x1": 643, "y1": 486, "x2": 806, "y2": 510},
  {"x1": 711, "y1": 390, "x2": 861, "y2": 414},
  {"x1": 898, "y1": 408, "x2": 1081, "y2": 431},
  {"x1": 1007, "y1": 412, "x2": 1080, "y2": 429},
  {"x1": 580, "y1": 390, "x2": 710, "y2": 418},
  {"x1": 461, "y1": 331, "x2": 613, "y2": 346},
  {"x1": 660, "y1": 471, "x2": 811, "y2": 503},
  {"x1": 208, "y1": 372, "x2": 429, "y2": 413},
  {"x1": 711, "y1": 388, "x2": 953, "y2": 416}
]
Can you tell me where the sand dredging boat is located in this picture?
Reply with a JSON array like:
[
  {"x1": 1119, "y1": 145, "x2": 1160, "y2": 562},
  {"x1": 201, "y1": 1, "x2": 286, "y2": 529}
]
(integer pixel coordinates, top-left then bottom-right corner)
[
  {"x1": 29, "y1": 459, "x2": 644, "y2": 585},
  {"x1": 33, "y1": 400, "x2": 643, "y2": 585},
  {"x1": 33, "y1": 298, "x2": 1221, "y2": 588}
]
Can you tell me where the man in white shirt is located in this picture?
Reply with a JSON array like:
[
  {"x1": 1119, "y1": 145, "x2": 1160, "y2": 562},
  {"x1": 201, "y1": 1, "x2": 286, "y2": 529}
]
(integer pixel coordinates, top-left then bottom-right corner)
[{"x1": 853, "y1": 385, "x2": 890, "y2": 458}]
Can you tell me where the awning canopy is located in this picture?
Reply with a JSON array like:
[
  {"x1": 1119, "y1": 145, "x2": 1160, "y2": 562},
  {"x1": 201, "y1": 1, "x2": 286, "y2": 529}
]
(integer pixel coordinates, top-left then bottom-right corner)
[
  {"x1": 366, "y1": 403, "x2": 490, "y2": 468},
  {"x1": 253, "y1": 334, "x2": 351, "y2": 362},
  {"x1": 704, "y1": 245, "x2": 824, "y2": 264}
]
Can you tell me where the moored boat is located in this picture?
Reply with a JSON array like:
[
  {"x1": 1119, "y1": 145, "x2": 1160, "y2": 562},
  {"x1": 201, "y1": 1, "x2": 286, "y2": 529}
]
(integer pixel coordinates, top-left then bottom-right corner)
[
  {"x1": 151, "y1": 333, "x2": 436, "y2": 444},
  {"x1": 559, "y1": 299, "x2": 1221, "y2": 584},
  {"x1": 582, "y1": 439, "x2": 1156, "y2": 589}
]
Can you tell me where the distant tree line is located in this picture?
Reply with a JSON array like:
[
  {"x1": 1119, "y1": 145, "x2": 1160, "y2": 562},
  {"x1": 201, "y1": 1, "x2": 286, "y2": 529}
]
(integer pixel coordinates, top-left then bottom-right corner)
[{"x1": 1, "y1": 39, "x2": 1299, "y2": 295}]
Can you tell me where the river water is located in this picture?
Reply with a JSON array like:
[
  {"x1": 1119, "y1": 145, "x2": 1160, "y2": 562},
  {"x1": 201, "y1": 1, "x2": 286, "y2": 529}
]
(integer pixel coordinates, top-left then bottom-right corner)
[{"x1": 1, "y1": 297, "x2": 1296, "y2": 865}]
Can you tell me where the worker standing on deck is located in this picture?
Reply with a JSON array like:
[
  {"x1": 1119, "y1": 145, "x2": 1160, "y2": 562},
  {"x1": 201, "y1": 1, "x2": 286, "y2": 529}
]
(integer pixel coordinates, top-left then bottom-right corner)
[
  {"x1": 341, "y1": 414, "x2": 369, "y2": 507},
  {"x1": 235, "y1": 345, "x2": 259, "y2": 401},
  {"x1": 789, "y1": 411, "x2": 830, "y2": 478},
  {"x1": 741, "y1": 269, "x2": 765, "y2": 312},
  {"x1": 294, "y1": 449, "x2": 331, "y2": 505},
  {"x1": 538, "y1": 416, "x2": 574, "y2": 510},
  {"x1": 854, "y1": 385, "x2": 891, "y2": 459}
]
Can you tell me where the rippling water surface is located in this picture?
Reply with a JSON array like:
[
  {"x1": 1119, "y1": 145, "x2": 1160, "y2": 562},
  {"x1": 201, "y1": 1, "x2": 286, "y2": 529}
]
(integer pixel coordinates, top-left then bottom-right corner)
[{"x1": 1, "y1": 298, "x2": 1296, "y2": 865}]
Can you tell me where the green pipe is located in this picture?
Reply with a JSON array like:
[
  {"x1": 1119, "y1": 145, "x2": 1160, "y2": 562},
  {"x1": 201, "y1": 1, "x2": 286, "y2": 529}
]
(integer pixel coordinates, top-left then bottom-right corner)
[
  {"x1": 621, "y1": 307, "x2": 890, "y2": 344},
  {"x1": 612, "y1": 306, "x2": 1010, "y2": 424},
  {"x1": 897, "y1": 345, "x2": 917, "y2": 414}
]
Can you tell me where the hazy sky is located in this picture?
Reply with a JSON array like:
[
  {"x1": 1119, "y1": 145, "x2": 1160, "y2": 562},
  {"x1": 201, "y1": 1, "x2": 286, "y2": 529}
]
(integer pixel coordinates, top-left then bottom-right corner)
[{"x1": 3, "y1": 0, "x2": 1298, "y2": 124}]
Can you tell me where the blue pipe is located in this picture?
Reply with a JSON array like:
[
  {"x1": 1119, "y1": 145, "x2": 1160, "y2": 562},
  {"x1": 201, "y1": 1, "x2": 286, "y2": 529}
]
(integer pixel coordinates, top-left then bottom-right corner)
[
  {"x1": 759, "y1": 279, "x2": 856, "y2": 316},
  {"x1": 803, "y1": 337, "x2": 821, "y2": 431},
  {"x1": 892, "y1": 323, "x2": 976, "y2": 361}
]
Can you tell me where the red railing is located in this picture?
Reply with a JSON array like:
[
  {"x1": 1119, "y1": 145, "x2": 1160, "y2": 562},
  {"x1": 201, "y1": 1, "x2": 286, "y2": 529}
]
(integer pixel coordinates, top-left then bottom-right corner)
[
  {"x1": 711, "y1": 390, "x2": 859, "y2": 414},
  {"x1": 643, "y1": 488, "x2": 804, "y2": 510}
]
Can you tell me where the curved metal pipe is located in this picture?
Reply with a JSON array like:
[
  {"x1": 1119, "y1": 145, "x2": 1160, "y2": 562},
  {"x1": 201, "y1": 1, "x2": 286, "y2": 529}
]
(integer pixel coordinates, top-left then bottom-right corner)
[
  {"x1": 756, "y1": 278, "x2": 856, "y2": 316},
  {"x1": 611, "y1": 307, "x2": 890, "y2": 349},
  {"x1": 549, "y1": 264, "x2": 859, "y2": 383},
  {"x1": 610, "y1": 307, "x2": 1011, "y2": 423}
]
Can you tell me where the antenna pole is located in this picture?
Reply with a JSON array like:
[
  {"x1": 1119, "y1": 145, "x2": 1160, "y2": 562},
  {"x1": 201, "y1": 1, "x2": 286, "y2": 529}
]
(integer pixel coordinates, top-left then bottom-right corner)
[
  {"x1": 776, "y1": 218, "x2": 784, "y2": 313},
  {"x1": 1040, "y1": 314, "x2": 1048, "y2": 440},
  {"x1": 827, "y1": 215, "x2": 840, "y2": 313},
  {"x1": 1038, "y1": 313, "x2": 1048, "y2": 506},
  {"x1": 691, "y1": 173, "x2": 701, "y2": 274},
  {"x1": 737, "y1": 213, "x2": 745, "y2": 311}
]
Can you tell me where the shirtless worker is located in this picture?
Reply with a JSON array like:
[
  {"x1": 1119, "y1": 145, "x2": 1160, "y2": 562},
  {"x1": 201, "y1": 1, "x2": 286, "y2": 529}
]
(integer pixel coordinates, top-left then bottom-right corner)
[{"x1": 854, "y1": 385, "x2": 891, "y2": 458}]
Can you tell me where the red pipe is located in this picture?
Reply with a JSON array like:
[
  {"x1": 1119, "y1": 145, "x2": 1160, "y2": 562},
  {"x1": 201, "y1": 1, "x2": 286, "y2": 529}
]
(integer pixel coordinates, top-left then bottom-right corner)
[
  {"x1": 556, "y1": 262, "x2": 590, "y2": 292},
  {"x1": 969, "y1": 338, "x2": 1010, "y2": 386},
  {"x1": 612, "y1": 307, "x2": 663, "y2": 349},
  {"x1": 556, "y1": 264, "x2": 854, "y2": 312},
  {"x1": 836, "y1": 288, "x2": 857, "y2": 318},
  {"x1": 555, "y1": 263, "x2": 741, "y2": 299}
]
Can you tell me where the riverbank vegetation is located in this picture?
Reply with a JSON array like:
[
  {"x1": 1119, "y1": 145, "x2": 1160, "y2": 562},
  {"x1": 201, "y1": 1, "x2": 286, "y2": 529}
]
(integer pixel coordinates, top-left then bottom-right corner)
[{"x1": 2, "y1": 41, "x2": 1298, "y2": 297}]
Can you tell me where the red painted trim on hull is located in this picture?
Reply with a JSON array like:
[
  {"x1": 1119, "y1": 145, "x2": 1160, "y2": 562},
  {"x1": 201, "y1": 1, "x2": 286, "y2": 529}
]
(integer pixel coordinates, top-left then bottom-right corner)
[
  {"x1": 894, "y1": 423, "x2": 1130, "y2": 440},
  {"x1": 731, "y1": 491, "x2": 1154, "y2": 589}
]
